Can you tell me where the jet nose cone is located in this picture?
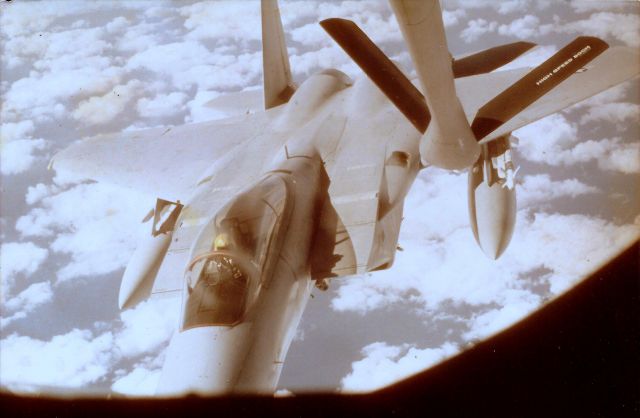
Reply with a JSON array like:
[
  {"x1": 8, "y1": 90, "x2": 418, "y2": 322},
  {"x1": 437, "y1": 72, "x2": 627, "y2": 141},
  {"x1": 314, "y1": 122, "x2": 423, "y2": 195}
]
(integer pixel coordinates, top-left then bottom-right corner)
[{"x1": 156, "y1": 325, "x2": 251, "y2": 396}]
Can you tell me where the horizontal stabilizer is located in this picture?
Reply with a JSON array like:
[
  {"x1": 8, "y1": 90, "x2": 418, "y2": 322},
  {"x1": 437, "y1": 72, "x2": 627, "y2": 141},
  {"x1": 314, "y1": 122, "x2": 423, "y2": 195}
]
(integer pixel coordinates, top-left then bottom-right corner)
[
  {"x1": 452, "y1": 41, "x2": 537, "y2": 78},
  {"x1": 471, "y1": 36, "x2": 609, "y2": 141},
  {"x1": 320, "y1": 18, "x2": 431, "y2": 133}
]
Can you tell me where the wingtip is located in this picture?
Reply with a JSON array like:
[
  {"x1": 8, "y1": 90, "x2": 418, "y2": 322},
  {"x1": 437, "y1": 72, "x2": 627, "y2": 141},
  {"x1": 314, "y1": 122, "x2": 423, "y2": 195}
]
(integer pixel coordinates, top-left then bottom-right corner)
[
  {"x1": 574, "y1": 35, "x2": 609, "y2": 49},
  {"x1": 518, "y1": 41, "x2": 538, "y2": 50}
]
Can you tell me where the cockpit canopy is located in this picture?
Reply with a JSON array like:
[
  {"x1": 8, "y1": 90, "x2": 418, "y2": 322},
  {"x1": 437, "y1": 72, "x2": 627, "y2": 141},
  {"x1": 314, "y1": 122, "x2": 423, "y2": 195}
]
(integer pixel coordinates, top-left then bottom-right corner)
[{"x1": 182, "y1": 174, "x2": 291, "y2": 329}]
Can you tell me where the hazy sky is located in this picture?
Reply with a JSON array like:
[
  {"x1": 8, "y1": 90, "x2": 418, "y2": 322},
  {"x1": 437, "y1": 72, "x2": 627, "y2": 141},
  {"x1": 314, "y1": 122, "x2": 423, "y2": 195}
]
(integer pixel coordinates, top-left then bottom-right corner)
[{"x1": 1, "y1": 0, "x2": 639, "y2": 396}]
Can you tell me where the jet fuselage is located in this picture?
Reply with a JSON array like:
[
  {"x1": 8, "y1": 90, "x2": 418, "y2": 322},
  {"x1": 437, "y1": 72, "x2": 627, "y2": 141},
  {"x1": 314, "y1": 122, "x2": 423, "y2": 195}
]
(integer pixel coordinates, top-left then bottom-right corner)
[
  {"x1": 157, "y1": 155, "x2": 327, "y2": 395},
  {"x1": 128, "y1": 69, "x2": 515, "y2": 394}
]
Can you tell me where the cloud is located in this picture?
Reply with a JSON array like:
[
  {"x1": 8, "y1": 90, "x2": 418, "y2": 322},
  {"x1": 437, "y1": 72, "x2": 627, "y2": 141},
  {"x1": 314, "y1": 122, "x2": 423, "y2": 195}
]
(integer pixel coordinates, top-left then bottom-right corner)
[
  {"x1": 2, "y1": 2, "x2": 168, "y2": 122},
  {"x1": 111, "y1": 366, "x2": 161, "y2": 397},
  {"x1": 291, "y1": 22, "x2": 332, "y2": 47},
  {"x1": 497, "y1": 15, "x2": 542, "y2": 39},
  {"x1": 514, "y1": 114, "x2": 640, "y2": 173},
  {"x1": 107, "y1": 297, "x2": 179, "y2": 396},
  {"x1": 567, "y1": 82, "x2": 630, "y2": 110},
  {"x1": 179, "y1": 1, "x2": 262, "y2": 43},
  {"x1": 4, "y1": 281, "x2": 53, "y2": 312},
  {"x1": 0, "y1": 119, "x2": 48, "y2": 175},
  {"x1": 569, "y1": 1, "x2": 636, "y2": 13},
  {"x1": 1, "y1": 120, "x2": 35, "y2": 142},
  {"x1": 558, "y1": 12, "x2": 640, "y2": 47},
  {"x1": 0, "y1": 1, "x2": 148, "y2": 39},
  {"x1": 16, "y1": 182, "x2": 154, "y2": 283},
  {"x1": 333, "y1": 198, "x2": 640, "y2": 391},
  {"x1": 514, "y1": 113, "x2": 578, "y2": 157},
  {"x1": 126, "y1": 41, "x2": 212, "y2": 78},
  {"x1": 460, "y1": 19, "x2": 498, "y2": 43},
  {"x1": 332, "y1": 208, "x2": 639, "y2": 334},
  {"x1": 2, "y1": 282, "x2": 54, "y2": 327},
  {"x1": 0, "y1": 242, "x2": 49, "y2": 293},
  {"x1": 72, "y1": 80, "x2": 143, "y2": 125},
  {"x1": 331, "y1": 167, "x2": 639, "y2": 320},
  {"x1": 182, "y1": 52, "x2": 263, "y2": 91},
  {"x1": 0, "y1": 329, "x2": 114, "y2": 391},
  {"x1": 1, "y1": 1, "x2": 89, "y2": 38},
  {"x1": 518, "y1": 174, "x2": 599, "y2": 207},
  {"x1": 2, "y1": 66, "x2": 125, "y2": 123},
  {"x1": 462, "y1": 291, "x2": 541, "y2": 341},
  {"x1": 578, "y1": 102, "x2": 640, "y2": 125},
  {"x1": 1, "y1": 14, "x2": 138, "y2": 124},
  {"x1": 292, "y1": 45, "x2": 362, "y2": 79},
  {"x1": 516, "y1": 211, "x2": 639, "y2": 294},
  {"x1": 448, "y1": 0, "x2": 551, "y2": 13},
  {"x1": 458, "y1": 7, "x2": 640, "y2": 47},
  {"x1": 112, "y1": 19, "x2": 163, "y2": 54},
  {"x1": 126, "y1": 41, "x2": 262, "y2": 91},
  {"x1": 114, "y1": 298, "x2": 179, "y2": 359},
  {"x1": 1, "y1": 295, "x2": 176, "y2": 394},
  {"x1": 442, "y1": 8, "x2": 467, "y2": 27},
  {"x1": 30, "y1": 27, "x2": 110, "y2": 73},
  {"x1": 341, "y1": 341, "x2": 458, "y2": 392},
  {"x1": 496, "y1": 0, "x2": 530, "y2": 15},
  {"x1": 105, "y1": 16, "x2": 130, "y2": 34},
  {"x1": 136, "y1": 92, "x2": 188, "y2": 119},
  {"x1": 25, "y1": 183, "x2": 61, "y2": 206},
  {"x1": 588, "y1": 140, "x2": 640, "y2": 174},
  {"x1": 0, "y1": 138, "x2": 49, "y2": 175},
  {"x1": 1, "y1": 295, "x2": 178, "y2": 394}
]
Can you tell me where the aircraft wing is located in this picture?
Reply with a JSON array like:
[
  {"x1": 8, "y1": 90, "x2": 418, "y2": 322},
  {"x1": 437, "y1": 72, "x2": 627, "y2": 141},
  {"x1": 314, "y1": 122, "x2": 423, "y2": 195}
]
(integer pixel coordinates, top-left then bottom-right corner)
[
  {"x1": 455, "y1": 68, "x2": 532, "y2": 122},
  {"x1": 204, "y1": 90, "x2": 264, "y2": 115},
  {"x1": 51, "y1": 113, "x2": 269, "y2": 202},
  {"x1": 477, "y1": 46, "x2": 640, "y2": 144}
]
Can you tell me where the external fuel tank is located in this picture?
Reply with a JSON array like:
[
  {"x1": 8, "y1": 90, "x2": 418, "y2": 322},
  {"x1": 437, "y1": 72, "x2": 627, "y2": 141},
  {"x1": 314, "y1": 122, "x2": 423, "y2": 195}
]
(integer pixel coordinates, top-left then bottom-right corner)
[
  {"x1": 118, "y1": 199, "x2": 183, "y2": 309},
  {"x1": 468, "y1": 136, "x2": 517, "y2": 259}
]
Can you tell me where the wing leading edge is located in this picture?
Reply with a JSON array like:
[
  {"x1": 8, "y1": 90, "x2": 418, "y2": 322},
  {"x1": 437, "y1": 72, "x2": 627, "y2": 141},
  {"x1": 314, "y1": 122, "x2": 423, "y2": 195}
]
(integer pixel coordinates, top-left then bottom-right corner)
[{"x1": 51, "y1": 114, "x2": 268, "y2": 202}]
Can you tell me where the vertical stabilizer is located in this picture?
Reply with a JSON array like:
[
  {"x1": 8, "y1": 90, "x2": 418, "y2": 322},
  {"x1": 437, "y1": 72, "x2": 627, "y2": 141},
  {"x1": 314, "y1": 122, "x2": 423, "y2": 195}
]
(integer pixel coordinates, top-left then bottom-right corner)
[{"x1": 261, "y1": 0, "x2": 296, "y2": 109}]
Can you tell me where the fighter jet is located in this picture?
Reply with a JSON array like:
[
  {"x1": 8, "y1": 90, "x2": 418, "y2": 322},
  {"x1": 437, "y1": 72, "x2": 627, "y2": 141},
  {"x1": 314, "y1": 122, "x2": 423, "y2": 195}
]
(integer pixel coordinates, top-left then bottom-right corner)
[{"x1": 51, "y1": 0, "x2": 639, "y2": 395}]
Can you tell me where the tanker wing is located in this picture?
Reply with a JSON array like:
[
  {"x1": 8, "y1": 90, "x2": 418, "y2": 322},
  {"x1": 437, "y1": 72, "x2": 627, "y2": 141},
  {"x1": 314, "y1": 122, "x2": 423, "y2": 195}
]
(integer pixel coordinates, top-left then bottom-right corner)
[{"x1": 476, "y1": 44, "x2": 639, "y2": 144}]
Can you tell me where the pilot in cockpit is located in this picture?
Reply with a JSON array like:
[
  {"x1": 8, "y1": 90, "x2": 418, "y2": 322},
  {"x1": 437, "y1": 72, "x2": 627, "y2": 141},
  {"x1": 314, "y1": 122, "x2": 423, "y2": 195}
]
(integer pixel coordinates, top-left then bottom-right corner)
[
  {"x1": 200, "y1": 230, "x2": 244, "y2": 286},
  {"x1": 183, "y1": 179, "x2": 285, "y2": 328}
]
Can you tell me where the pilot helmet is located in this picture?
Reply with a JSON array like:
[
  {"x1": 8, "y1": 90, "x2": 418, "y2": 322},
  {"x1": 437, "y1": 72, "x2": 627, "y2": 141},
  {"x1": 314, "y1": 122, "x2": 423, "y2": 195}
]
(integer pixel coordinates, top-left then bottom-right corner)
[{"x1": 214, "y1": 233, "x2": 230, "y2": 251}]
